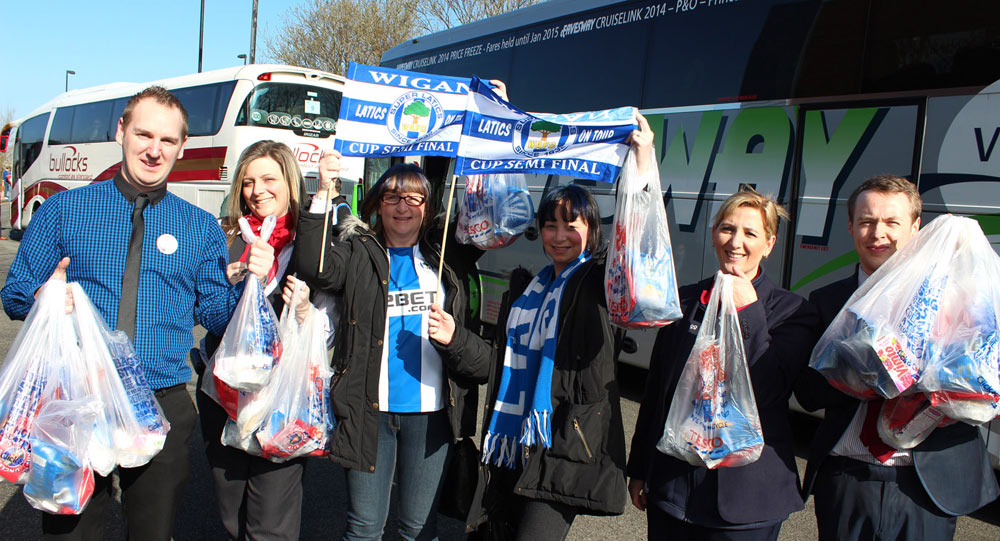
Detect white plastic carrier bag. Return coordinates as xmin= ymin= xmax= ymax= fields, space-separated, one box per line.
xmin=224 ymin=280 xmax=334 ymax=462
xmin=70 ymin=282 xmax=170 ymax=473
xmin=255 ymin=302 xmax=334 ymax=461
xmin=212 ymin=215 xmax=283 ymax=392
xmin=657 ymin=272 xmax=764 ymax=469
xmin=23 ymin=399 xmax=101 ymax=515
xmin=810 ymin=215 xmax=1000 ymax=425
xmin=0 ymin=279 xmax=170 ymax=496
xmin=0 ymin=281 xmax=70 ymax=484
xmin=456 ymin=174 xmax=534 ymax=249
xmin=605 ymin=147 xmax=681 ymax=328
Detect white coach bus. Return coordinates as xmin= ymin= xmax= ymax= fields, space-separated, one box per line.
xmin=381 ymin=0 xmax=1000 ymax=465
xmin=1 ymin=64 xmax=374 ymax=233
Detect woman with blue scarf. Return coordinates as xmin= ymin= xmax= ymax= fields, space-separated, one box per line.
xmin=466 ymin=178 xmax=632 ymax=539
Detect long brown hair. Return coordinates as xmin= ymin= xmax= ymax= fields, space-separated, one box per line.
xmin=221 ymin=140 xmax=302 ymax=244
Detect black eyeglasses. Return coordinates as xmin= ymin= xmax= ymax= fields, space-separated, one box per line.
xmin=382 ymin=193 xmax=426 ymax=207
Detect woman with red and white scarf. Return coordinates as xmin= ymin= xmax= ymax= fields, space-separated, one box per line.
xmin=194 ymin=140 xmax=331 ymax=540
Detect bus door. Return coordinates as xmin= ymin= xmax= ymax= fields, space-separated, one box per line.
xmin=784 ymin=99 xmax=924 ymax=298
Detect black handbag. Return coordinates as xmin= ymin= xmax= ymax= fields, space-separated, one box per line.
xmin=438 ymin=437 xmax=479 ymax=520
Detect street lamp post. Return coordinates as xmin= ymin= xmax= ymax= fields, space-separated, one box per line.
xmin=198 ymin=0 xmax=205 ymax=72
xmin=238 ymin=54 xmax=247 ymax=65
xmin=249 ymin=0 xmax=258 ymax=64
xmin=65 ymin=70 xmax=75 ymax=92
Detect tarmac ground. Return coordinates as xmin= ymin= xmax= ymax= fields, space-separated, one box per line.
xmin=0 ymin=201 xmax=997 ymax=539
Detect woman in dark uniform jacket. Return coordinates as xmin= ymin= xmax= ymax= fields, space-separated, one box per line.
xmin=627 ymin=181 xmax=819 ymax=540
xmin=195 ymin=140 xmax=320 ymax=541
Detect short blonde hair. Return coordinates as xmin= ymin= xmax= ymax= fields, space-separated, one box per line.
xmin=713 ymin=186 xmax=789 ymax=239
xmin=122 ymin=86 xmax=188 ymax=139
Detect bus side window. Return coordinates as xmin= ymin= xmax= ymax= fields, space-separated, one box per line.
xmin=48 ymin=108 xmax=73 ymax=146
xmin=71 ymin=100 xmax=113 ymax=143
xmin=18 ymin=113 xmax=50 ymax=174
xmin=173 ymin=82 xmax=237 ymax=137
xmin=108 ymin=98 xmax=129 ymax=141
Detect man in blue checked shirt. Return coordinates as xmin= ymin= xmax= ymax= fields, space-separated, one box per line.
xmin=1 ymin=86 xmax=274 ymax=541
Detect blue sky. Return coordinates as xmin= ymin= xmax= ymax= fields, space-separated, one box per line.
xmin=1 ymin=0 xmax=304 ymax=119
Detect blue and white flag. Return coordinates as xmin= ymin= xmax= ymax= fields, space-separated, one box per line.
xmin=334 ymin=63 xmax=469 ymax=157
xmin=456 ymin=76 xmax=637 ymax=183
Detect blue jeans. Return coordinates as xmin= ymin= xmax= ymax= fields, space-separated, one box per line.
xmin=344 ymin=410 xmax=452 ymax=541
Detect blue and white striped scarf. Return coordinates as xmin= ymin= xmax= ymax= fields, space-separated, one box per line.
xmin=482 ymin=253 xmax=589 ymax=467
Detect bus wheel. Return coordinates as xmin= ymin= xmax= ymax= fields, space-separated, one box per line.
xmin=9 ymin=228 xmax=22 ymax=241
xmin=23 ymin=202 xmax=40 ymax=227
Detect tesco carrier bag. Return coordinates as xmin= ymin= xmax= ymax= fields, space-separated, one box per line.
xmin=23 ymin=399 xmax=101 ymax=515
xmin=223 ymin=283 xmax=334 ymax=461
xmin=212 ymin=215 xmax=283 ymax=392
xmin=0 ymin=281 xmax=67 ymax=483
xmin=605 ymin=147 xmax=681 ymax=328
xmin=70 ymin=282 xmax=169 ymax=473
xmin=810 ymin=215 xmax=1000 ymax=419
xmin=456 ymin=174 xmax=534 ymax=249
xmin=657 ymin=272 xmax=764 ymax=469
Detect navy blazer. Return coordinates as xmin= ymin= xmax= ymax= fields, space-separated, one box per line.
xmin=796 ymin=270 xmax=1000 ymax=516
xmin=628 ymin=270 xmax=819 ymax=525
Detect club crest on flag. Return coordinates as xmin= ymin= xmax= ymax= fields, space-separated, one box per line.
xmin=387 ymin=92 xmax=446 ymax=143
xmin=513 ymin=118 xmax=576 ymax=157
xmin=456 ymin=76 xmax=637 ymax=183
xmin=334 ymin=63 xmax=469 ymax=158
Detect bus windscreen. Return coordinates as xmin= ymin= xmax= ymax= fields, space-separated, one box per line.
xmin=237 ymin=83 xmax=341 ymax=138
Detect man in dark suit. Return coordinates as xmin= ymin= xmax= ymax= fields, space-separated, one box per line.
xmin=797 ymin=175 xmax=999 ymax=540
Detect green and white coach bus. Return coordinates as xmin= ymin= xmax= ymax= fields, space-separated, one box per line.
xmin=381 ymin=0 xmax=1000 ymax=463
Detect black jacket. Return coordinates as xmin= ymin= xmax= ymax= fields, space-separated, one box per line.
xmin=467 ymin=254 xmax=628 ymax=529
xmin=293 ymin=211 xmax=491 ymax=472
xmin=628 ymin=270 xmax=819 ymax=526
xmin=796 ymin=270 xmax=1000 ymax=515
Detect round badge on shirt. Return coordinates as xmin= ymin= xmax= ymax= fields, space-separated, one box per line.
xmin=157 ymin=234 xmax=178 ymax=255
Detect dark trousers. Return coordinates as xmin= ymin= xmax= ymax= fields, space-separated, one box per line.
xmin=197 ymin=387 xmax=305 ymax=541
xmin=647 ymin=506 xmax=782 ymax=541
xmin=814 ymin=456 xmax=957 ymax=541
xmin=514 ymin=497 xmax=578 ymax=541
xmin=42 ymin=384 xmax=197 ymax=541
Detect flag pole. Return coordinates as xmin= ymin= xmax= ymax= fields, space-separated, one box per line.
xmin=318 ymin=188 xmax=333 ymax=274
xmin=436 ymin=174 xmax=459 ymax=296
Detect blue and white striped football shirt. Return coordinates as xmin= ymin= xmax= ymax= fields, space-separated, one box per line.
xmin=378 ymin=246 xmax=445 ymax=413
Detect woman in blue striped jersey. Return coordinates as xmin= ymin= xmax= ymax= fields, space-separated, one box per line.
xmin=294 ymin=155 xmax=492 ymax=540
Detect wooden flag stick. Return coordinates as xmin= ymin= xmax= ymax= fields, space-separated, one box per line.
xmin=436 ymin=174 xmax=459 ymax=296
xmin=318 ymin=188 xmax=333 ymax=274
